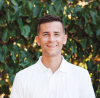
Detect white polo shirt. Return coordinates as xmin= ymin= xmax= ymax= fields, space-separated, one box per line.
xmin=10 ymin=56 xmax=96 ymax=98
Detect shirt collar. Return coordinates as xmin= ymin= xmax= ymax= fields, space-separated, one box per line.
xmin=37 ymin=56 xmax=69 ymax=73
xmin=37 ymin=56 xmax=47 ymax=72
xmin=58 ymin=57 xmax=69 ymax=73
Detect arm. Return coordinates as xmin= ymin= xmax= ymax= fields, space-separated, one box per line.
xmin=79 ymin=70 xmax=96 ymax=98
xmin=10 ymin=74 xmax=24 ymax=98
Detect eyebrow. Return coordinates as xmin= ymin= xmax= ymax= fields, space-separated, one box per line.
xmin=54 ymin=32 xmax=60 ymax=33
xmin=42 ymin=31 xmax=61 ymax=34
xmin=42 ymin=32 xmax=49 ymax=34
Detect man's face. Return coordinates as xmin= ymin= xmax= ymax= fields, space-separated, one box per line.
xmin=35 ymin=21 xmax=67 ymax=57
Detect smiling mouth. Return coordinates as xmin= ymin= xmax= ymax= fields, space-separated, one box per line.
xmin=47 ymin=45 xmax=57 ymax=48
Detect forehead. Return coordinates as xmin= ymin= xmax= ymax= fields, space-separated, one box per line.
xmin=39 ymin=21 xmax=64 ymax=32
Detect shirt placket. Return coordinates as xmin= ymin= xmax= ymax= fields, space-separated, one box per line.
xmin=46 ymin=69 xmax=56 ymax=98
xmin=48 ymin=75 xmax=56 ymax=90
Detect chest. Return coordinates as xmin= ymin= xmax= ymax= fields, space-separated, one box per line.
xmin=23 ymin=72 xmax=80 ymax=98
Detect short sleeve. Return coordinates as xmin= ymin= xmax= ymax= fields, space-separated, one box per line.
xmin=10 ymin=74 xmax=24 ymax=98
xmin=79 ymin=70 xmax=96 ymax=98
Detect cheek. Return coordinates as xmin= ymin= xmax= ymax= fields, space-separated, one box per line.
xmin=57 ymin=37 xmax=64 ymax=43
xmin=39 ymin=39 xmax=47 ymax=46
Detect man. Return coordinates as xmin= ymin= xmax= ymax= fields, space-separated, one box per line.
xmin=10 ymin=15 xmax=96 ymax=98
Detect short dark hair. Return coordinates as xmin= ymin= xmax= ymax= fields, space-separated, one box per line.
xmin=37 ymin=15 xmax=65 ymax=35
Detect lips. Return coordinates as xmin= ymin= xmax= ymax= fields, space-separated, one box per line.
xmin=46 ymin=45 xmax=57 ymax=48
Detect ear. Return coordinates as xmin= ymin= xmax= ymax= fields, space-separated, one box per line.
xmin=35 ymin=36 xmax=40 ymax=46
xmin=63 ymin=35 xmax=67 ymax=45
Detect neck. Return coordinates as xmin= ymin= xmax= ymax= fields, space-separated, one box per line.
xmin=42 ymin=54 xmax=62 ymax=73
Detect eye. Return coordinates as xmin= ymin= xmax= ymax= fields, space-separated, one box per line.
xmin=43 ymin=34 xmax=49 ymax=36
xmin=55 ymin=33 xmax=59 ymax=36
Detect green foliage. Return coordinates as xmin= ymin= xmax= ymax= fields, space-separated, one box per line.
xmin=0 ymin=0 xmax=100 ymax=97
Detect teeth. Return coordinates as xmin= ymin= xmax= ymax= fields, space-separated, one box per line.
xmin=47 ymin=45 xmax=56 ymax=47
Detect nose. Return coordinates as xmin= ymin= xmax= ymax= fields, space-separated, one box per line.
xmin=48 ymin=35 xmax=55 ymax=42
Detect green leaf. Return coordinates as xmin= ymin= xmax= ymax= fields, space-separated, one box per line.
xmin=11 ymin=0 xmax=18 ymax=6
xmin=9 ymin=68 xmax=14 ymax=77
xmin=70 ymin=46 xmax=74 ymax=54
xmin=52 ymin=0 xmax=56 ymax=3
xmin=92 ymin=63 xmax=97 ymax=72
xmin=19 ymin=58 xmax=33 ymax=68
xmin=60 ymin=2 xmax=66 ymax=12
xmin=0 ymin=17 xmax=5 ymax=26
xmin=85 ymin=23 xmax=93 ymax=36
xmin=11 ymin=51 xmax=16 ymax=61
xmin=75 ymin=18 xmax=84 ymax=27
xmin=9 ymin=75 xmax=15 ymax=85
xmin=2 ymin=45 xmax=8 ymax=54
xmin=13 ymin=5 xmax=19 ymax=13
xmin=20 ymin=51 xmax=27 ymax=61
xmin=90 ymin=11 xmax=96 ymax=25
xmin=74 ymin=5 xmax=81 ymax=13
xmin=19 ymin=60 xmax=29 ymax=68
xmin=86 ymin=61 xmax=92 ymax=70
xmin=49 ymin=5 xmax=56 ymax=15
xmin=1 ymin=28 xmax=8 ymax=42
xmin=97 ymin=64 xmax=100 ymax=71
xmin=33 ymin=6 xmax=39 ymax=17
xmin=96 ymin=28 xmax=100 ymax=36
xmin=28 ymin=1 xmax=34 ymax=11
xmin=38 ymin=7 xmax=43 ymax=18
xmin=0 ymin=51 xmax=5 ymax=63
xmin=82 ymin=13 xmax=90 ymax=26
xmin=80 ymin=39 xmax=87 ymax=49
xmin=17 ymin=17 xmax=23 ymax=28
xmin=13 ymin=44 xmax=20 ymax=54
xmin=0 ymin=80 xmax=6 ymax=86
xmin=69 ymin=27 xmax=77 ymax=33
xmin=1 ymin=85 xmax=10 ymax=95
xmin=0 ymin=0 xmax=4 ymax=10
xmin=4 ymin=64 xmax=10 ymax=73
xmin=12 ymin=7 xmax=19 ymax=20
xmin=88 ymin=39 xmax=92 ymax=45
xmin=0 ymin=46 xmax=3 ymax=51
xmin=21 ymin=25 xmax=30 ymax=38
xmin=36 ymin=51 xmax=40 ymax=59
xmin=85 ymin=0 xmax=89 ymax=2
xmin=1 ymin=28 xmax=15 ymax=42
xmin=7 ymin=9 xmax=12 ymax=22
xmin=0 ymin=64 xmax=4 ymax=71
xmin=66 ymin=40 xmax=70 ymax=48
xmin=67 ymin=0 xmax=73 ymax=2
xmin=54 ymin=0 xmax=62 ymax=12
xmin=77 ymin=50 xmax=83 ymax=58
xmin=9 ymin=68 xmax=15 ymax=84
xmin=66 ymin=54 xmax=71 ymax=62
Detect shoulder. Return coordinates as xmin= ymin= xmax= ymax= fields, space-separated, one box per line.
xmin=16 ymin=61 xmax=38 ymax=79
xmin=64 ymin=60 xmax=90 ymax=84
xmin=64 ymin=59 xmax=88 ymax=75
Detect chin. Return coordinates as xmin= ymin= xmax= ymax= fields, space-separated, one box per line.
xmin=45 ymin=52 xmax=60 ymax=57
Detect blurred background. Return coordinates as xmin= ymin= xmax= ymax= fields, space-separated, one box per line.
xmin=0 ymin=0 xmax=100 ymax=98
